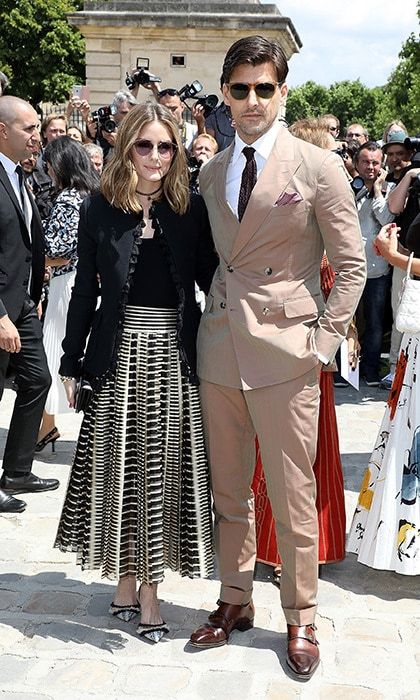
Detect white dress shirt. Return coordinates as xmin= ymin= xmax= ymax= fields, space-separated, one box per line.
xmin=226 ymin=120 xmax=281 ymax=217
xmin=0 ymin=151 xmax=32 ymax=236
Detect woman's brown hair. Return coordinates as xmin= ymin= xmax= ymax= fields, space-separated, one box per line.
xmin=101 ymin=102 xmax=190 ymax=215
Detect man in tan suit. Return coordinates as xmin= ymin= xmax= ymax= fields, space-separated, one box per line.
xmin=189 ymin=36 xmax=366 ymax=679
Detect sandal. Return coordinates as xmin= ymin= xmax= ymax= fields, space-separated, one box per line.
xmin=108 ymin=601 xmax=140 ymax=622
xmin=136 ymin=621 xmax=169 ymax=643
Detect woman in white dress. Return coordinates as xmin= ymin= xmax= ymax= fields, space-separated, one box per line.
xmin=36 ymin=137 xmax=99 ymax=451
xmin=347 ymin=219 xmax=420 ymax=575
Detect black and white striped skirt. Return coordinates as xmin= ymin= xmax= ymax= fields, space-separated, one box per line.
xmin=55 ymin=306 xmax=214 ymax=582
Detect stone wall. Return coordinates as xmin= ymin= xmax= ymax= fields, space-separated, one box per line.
xmin=68 ymin=1 xmax=301 ymax=109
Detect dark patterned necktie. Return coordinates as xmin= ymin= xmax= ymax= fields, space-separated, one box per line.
xmin=237 ymin=146 xmax=257 ymax=222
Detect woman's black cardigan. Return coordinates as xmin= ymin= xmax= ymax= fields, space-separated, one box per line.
xmin=59 ymin=192 xmax=218 ymax=385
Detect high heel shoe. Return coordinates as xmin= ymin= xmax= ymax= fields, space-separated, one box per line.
xmin=136 ymin=621 xmax=169 ymax=643
xmin=35 ymin=427 xmax=60 ymax=453
xmin=108 ymin=601 xmax=141 ymax=622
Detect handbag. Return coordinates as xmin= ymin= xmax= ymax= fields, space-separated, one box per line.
xmin=74 ymin=378 xmax=93 ymax=413
xmin=395 ymin=253 xmax=420 ymax=334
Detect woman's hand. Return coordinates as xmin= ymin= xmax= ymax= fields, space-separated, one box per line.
xmin=63 ymin=379 xmax=77 ymax=408
xmin=373 ymin=223 xmax=400 ymax=260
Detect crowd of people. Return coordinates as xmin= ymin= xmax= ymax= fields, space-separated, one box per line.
xmin=0 ymin=34 xmax=419 ymax=681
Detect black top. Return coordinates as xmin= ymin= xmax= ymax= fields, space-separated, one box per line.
xmin=127 ymin=236 xmax=178 ymax=308
xmin=60 ymin=192 xmax=218 ymax=383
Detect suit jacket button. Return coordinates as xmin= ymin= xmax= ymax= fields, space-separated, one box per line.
xmin=220 ymin=301 xmax=226 ymax=309
xmin=227 ymin=265 xmax=233 ymax=273
xmin=264 ymin=267 xmax=272 ymax=275
xmin=262 ymin=307 xmax=269 ymax=315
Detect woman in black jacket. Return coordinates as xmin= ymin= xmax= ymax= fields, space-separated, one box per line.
xmin=55 ymin=103 xmax=218 ymax=642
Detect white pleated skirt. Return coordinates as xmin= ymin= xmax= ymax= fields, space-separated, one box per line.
xmin=43 ymin=271 xmax=76 ymax=415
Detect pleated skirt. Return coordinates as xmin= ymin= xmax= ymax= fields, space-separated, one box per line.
xmin=55 ymin=306 xmax=214 ymax=582
xmin=43 ymin=271 xmax=76 ymax=415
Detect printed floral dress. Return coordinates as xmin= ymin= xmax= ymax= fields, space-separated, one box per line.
xmin=347 ymin=334 xmax=420 ymax=575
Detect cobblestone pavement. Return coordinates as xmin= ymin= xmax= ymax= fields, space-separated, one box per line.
xmin=0 ymin=384 xmax=419 ymax=699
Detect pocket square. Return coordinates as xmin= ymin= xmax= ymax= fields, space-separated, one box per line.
xmin=274 ymin=191 xmax=303 ymax=206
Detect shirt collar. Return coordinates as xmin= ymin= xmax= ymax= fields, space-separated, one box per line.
xmin=231 ymin=119 xmax=281 ymax=167
xmin=0 ymin=151 xmax=19 ymax=179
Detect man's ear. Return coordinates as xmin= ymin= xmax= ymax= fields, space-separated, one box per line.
xmin=279 ymin=82 xmax=288 ymax=107
xmin=0 ymin=121 xmax=7 ymax=139
xmin=222 ymin=83 xmax=230 ymax=108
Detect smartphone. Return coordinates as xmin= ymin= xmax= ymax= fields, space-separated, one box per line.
xmin=71 ymin=85 xmax=90 ymax=102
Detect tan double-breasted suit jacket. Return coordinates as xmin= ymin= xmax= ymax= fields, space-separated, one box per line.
xmin=197 ymin=126 xmax=366 ymax=389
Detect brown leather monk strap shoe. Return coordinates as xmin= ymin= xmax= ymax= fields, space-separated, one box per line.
xmin=189 ymin=599 xmax=254 ymax=648
xmin=286 ymin=623 xmax=320 ymax=680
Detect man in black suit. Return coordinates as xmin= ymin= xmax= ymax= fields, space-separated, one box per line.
xmin=0 ymin=95 xmax=59 ymax=513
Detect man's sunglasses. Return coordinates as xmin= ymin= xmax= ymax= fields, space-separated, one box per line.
xmin=133 ymin=139 xmax=176 ymax=158
xmin=227 ymin=82 xmax=281 ymax=100
xmin=158 ymin=88 xmax=179 ymax=97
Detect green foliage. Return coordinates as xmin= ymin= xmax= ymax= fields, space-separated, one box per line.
xmin=286 ymin=18 xmax=420 ymax=138
xmin=0 ymin=0 xmax=85 ymax=105
xmin=384 ymin=32 xmax=420 ymax=134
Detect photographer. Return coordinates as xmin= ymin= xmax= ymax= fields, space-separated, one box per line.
xmin=188 ymin=133 xmax=219 ymax=194
xmin=85 ymin=90 xmax=137 ymax=161
xmin=381 ymin=138 xmax=420 ymax=388
xmin=352 ymin=141 xmax=395 ymax=386
xmin=157 ymin=89 xmax=203 ymax=149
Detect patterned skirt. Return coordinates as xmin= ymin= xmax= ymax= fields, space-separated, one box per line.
xmin=55 ymin=306 xmax=214 ymax=582
xmin=347 ymin=334 xmax=420 ymax=575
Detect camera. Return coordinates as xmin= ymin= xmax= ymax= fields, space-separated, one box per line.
xmin=178 ymin=81 xmax=219 ymax=118
xmin=351 ymin=176 xmax=366 ymax=194
xmin=91 ymin=105 xmax=117 ymax=134
xmin=125 ymin=57 xmax=161 ymax=90
xmin=333 ymin=144 xmax=348 ymax=161
xmin=405 ymin=137 xmax=420 ymax=153
xmin=409 ymin=173 xmax=420 ymax=195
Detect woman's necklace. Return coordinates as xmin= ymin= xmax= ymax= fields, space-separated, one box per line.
xmin=136 ymin=184 xmax=162 ymax=201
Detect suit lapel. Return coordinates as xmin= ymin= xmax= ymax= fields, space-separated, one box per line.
xmin=230 ymin=127 xmax=303 ymax=261
xmin=213 ymin=142 xmax=237 ymax=222
xmin=0 ymin=162 xmax=32 ymax=247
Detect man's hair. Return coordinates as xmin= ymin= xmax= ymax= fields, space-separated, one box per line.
xmin=0 ymin=95 xmax=34 ymax=125
xmin=320 ymin=113 xmax=340 ymax=129
xmin=191 ymin=132 xmax=218 ymax=153
xmin=346 ymin=123 xmax=369 ymax=138
xmin=44 ymin=135 xmax=99 ymax=194
xmin=101 ymin=102 xmax=190 ymax=215
xmin=221 ymin=35 xmax=289 ymax=86
xmin=354 ymin=140 xmax=381 ymax=162
xmin=112 ymin=90 xmax=137 ymax=109
xmin=83 ymin=142 xmax=103 ymax=159
xmin=289 ymin=118 xmax=334 ymax=150
xmin=40 ymin=113 xmax=67 ymax=144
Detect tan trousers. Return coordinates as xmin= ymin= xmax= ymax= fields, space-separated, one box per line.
xmin=200 ymin=368 xmax=320 ymax=626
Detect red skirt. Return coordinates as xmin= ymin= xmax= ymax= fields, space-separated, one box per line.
xmin=252 ymin=371 xmax=346 ymax=565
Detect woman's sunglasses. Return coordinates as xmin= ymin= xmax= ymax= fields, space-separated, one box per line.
xmin=227 ymin=82 xmax=281 ymax=100
xmin=133 ymin=139 xmax=176 ymax=158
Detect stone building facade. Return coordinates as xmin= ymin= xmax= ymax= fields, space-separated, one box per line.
xmin=68 ymin=1 xmax=301 ymax=109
